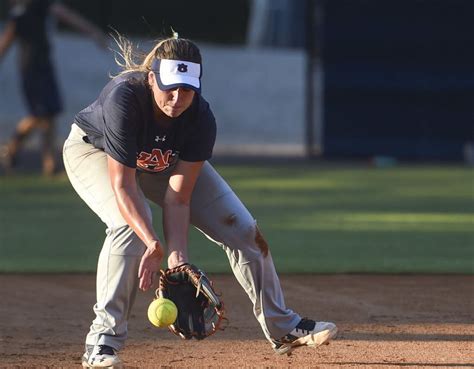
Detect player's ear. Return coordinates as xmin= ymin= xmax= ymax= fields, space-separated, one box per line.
xmin=148 ymin=71 xmax=155 ymax=87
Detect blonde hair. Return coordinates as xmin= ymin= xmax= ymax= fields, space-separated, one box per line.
xmin=112 ymin=32 xmax=202 ymax=77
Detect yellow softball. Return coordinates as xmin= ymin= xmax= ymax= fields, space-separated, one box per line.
xmin=147 ymin=297 xmax=178 ymax=327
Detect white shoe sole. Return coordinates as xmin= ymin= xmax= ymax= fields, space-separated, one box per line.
xmin=274 ymin=325 xmax=338 ymax=355
xmin=82 ymin=360 xmax=123 ymax=369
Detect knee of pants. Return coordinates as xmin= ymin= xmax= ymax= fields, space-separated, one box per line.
xmin=106 ymin=225 xmax=147 ymax=257
xmin=224 ymin=217 xmax=270 ymax=265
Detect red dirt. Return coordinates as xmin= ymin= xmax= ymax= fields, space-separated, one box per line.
xmin=0 ymin=274 xmax=473 ymax=368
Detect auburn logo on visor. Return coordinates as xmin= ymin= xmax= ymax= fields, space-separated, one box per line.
xmin=177 ymin=63 xmax=188 ymax=73
xmin=137 ymin=149 xmax=173 ymax=172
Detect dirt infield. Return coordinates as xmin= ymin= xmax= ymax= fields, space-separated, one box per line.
xmin=0 ymin=274 xmax=472 ymax=368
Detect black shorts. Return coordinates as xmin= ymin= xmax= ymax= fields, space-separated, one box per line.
xmin=21 ymin=61 xmax=63 ymax=117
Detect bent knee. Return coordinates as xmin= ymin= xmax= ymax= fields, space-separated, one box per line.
xmin=223 ymin=215 xmax=269 ymax=263
xmin=240 ymin=221 xmax=269 ymax=258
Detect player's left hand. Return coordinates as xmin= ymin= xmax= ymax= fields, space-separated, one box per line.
xmin=138 ymin=242 xmax=164 ymax=291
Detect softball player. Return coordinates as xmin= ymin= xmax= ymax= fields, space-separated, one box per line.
xmin=0 ymin=0 xmax=106 ymax=175
xmin=62 ymin=34 xmax=337 ymax=368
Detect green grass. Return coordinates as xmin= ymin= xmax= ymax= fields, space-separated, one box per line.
xmin=0 ymin=163 xmax=473 ymax=273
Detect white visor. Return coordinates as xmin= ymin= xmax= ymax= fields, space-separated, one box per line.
xmin=152 ymin=59 xmax=201 ymax=93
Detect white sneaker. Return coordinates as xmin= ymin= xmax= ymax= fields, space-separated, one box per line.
xmin=273 ymin=318 xmax=338 ymax=355
xmin=81 ymin=345 xmax=93 ymax=368
xmin=82 ymin=344 xmax=123 ymax=368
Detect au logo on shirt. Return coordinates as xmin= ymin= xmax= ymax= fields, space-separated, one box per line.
xmin=137 ymin=149 xmax=173 ymax=172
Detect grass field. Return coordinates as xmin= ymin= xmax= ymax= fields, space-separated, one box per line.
xmin=0 ymin=162 xmax=473 ymax=273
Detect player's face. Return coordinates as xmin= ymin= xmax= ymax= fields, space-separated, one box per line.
xmin=148 ymin=72 xmax=195 ymax=118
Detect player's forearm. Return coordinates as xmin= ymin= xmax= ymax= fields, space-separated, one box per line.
xmin=108 ymin=156 xmax=161 ymax=251
xmin=113 ymin=186 xmax=161 ymax=251
xmin=163 ymin=201 xmax=190 ymax=268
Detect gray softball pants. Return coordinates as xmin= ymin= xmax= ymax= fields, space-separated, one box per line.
xmin=63 ymin=123 xmax=300 ymax=350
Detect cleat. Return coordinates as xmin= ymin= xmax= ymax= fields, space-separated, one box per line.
xmin=273 ymin=318 xmax=337 ymax=355
xmin=81 ymin=345 xmax=93 ymax=368
xmin=82 ymin=344 xmax=122 ymax=368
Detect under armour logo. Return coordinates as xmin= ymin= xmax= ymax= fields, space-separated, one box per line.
xmin=177 ymin=63 xmax=188 ymax=73
xmin=155 ymin=135 xmax=166 ymax=142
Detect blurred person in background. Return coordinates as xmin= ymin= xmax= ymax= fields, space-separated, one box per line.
xmin=0 ymin=0 xmax=107 ymax=176
xmin=63 ymin=33 xmax=337 ymax=368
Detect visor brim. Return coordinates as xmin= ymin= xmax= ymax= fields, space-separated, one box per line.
xmin=156 ymin=74 xmax=201 ymax=94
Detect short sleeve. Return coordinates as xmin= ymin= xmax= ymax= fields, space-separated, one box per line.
xmin=102 ymin=83 xmax=141 ymax=168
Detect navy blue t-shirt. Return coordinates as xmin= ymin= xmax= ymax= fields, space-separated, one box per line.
xmin=74 ymin=72 xmax=216 ymax=174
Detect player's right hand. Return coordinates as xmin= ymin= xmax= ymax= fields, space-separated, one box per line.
xmin=138 ymin=241 xmax=164 ymax=291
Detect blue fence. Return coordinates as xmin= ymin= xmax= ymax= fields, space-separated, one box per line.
xmin=323 ymin=0 xmax=473 ymax=160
